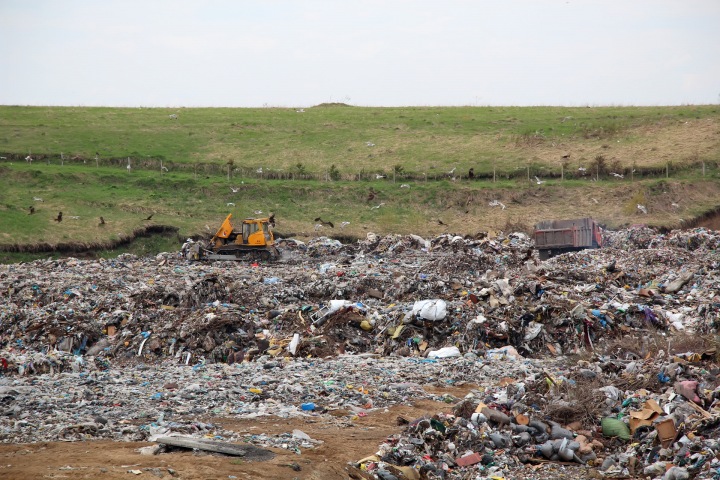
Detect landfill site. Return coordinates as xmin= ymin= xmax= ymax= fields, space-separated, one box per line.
xmin=1 ymin=224 xmax=720 ymax=480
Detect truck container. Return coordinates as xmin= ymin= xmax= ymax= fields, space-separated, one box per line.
xmin=534 ymin=217 xmax=603 ymax=260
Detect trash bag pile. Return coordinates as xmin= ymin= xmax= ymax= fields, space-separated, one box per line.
xmin=1 ymin=225 xmax=719 ymax=478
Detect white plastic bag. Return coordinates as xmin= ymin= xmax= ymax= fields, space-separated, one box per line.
xmin=412 ymin=299 xmax=447 ymax=321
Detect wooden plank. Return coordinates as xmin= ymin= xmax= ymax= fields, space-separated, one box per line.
xmin=155 ymin=436 xmax=248 ymax=456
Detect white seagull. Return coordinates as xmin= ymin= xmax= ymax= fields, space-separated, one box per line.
xmin=637 ymin=204 xmax=647 ymax=214
xmin=534 ymin=176 xmax=545 ymax=185
xmin=230 ymin=187 xmax=240 ymax=193
xmin=339 ymin=221 xmax=350 ymax=229
xmin=489 ymin=200 xmax=506 ymax=210
xmin=33 ymin=197 xmax=44 ymax=202
xmin=400 ymin=184 xmax=410 ymax=188
xmin=448 ymin=167 xmax=456 ymax=175
xmin=256 ymin=167 xmax=263 ymax=174
xmin=370 ymin=203 xmax=386 ymax=210
xmin=254 ymin=210 xmax=263 ymax=215
xmin=366 ymin=141 xmax=375 ymax=147
xmin=610 ymin=172 xmax=624 ymax=178
xmin=226 ymin=202 xmax=236 ymax=207
xmin=375 ymin=174 xmax=386 ymax=179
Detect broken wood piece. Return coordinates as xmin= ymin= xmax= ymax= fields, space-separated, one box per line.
xmin=155 ymin=436 xmax=249 ymax=456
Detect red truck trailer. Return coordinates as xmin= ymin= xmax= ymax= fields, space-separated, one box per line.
xmin=534 ymin=217 xmax=603 ymax=260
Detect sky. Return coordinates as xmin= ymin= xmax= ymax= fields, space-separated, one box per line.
xmin=1 ymin=0 xmax=719 ymax=108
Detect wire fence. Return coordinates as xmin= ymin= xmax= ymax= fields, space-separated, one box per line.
xmin=1 ymin=152 xmax=718 ymax=183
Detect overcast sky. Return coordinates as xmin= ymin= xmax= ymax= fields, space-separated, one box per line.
xmin=1 ymin=0 xmax=718 ymax=107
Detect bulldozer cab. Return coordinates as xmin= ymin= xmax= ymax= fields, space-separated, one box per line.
xmin=241 ymin=218 xmax=272 ymax=246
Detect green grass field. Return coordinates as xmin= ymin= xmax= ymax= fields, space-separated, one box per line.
xmin=1 ymin=104 xmax=719 ymax=261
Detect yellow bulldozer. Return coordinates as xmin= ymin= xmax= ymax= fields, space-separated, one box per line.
xmin=200 ymin=213 xmax=280 ymax=261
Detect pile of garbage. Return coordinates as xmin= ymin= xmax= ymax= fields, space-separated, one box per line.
xmin=1 ymin=226 xmax=720 ymax=478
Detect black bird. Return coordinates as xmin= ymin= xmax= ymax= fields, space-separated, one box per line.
xmin=144 ymin=214 xmax=153 ymax=221
xmin=99 ymin=216 xmax=106 ymax=226
xmin=437 ymin=219 xmax=447 ymax=226
xmin=54 ymin=211 xmax=63 ymax=222
xmin=366 ymin=189 xmax=377 ymax=202
xmin=606 ymin=259 xmax=617 ymax=273
xmin=268 ymin=212 xmax=276 ymax=228
xmin=314 ymin=217 xmax=334 ymax=228
xmin=28 ymin=206 xmax=35 ymax=215
xmin=468 ymin=168 xmax=475 ymax=179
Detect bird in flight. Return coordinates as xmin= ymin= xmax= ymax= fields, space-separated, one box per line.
xmin=375 ymin=174 xmax=386 ymax=179
xmin=370 ymin=203 xmax=385 ymax=210
xmin=339 ymin=221 xmax=350 ymax=229
xmin=610 ymin=172 xmax=624 ymax=178
xmin=489 ymin=200 xmax=506 ymax=210
xmin=534 ymin=176 xmax=545 ymax=185
xmin=227 ymin=202 xmax=236 ymax=207
xmin=637 ymin=204 xmax=648 ymax=214
xmin=144 ymin=214 xmax=154 ymax=221
xmin=314 ymin=217 xmax=334 ymax=228
xmin=400 ymin=184 xmax=410 ymax=188
xmin=230 ymin=187 xmax=240 ymax=193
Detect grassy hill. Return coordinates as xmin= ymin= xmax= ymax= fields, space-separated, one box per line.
xmin=1 ymin=104 xmax=719 ymax=260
